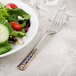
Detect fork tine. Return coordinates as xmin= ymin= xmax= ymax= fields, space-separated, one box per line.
xmin=51 ymin=12 xmax=65 ymax=31
xmin=48 ymin=11 xmax=66 ymax=33
xmin=51 ymin=11 xmax=63 ymax=27
xmin=56 ymin=12 xmax=64 ymax=28
xmin=56 ymin=12 xmax=65 ymax=31
xmin=50 ymin=14 xmax=60 ymax=31
xmin=54 ymin=12 xmax=64 ymax=26
xmin=51 ymin=12 xmax=60 ymax=26
xmin=50 ymin=12 xmax=63 ymax=30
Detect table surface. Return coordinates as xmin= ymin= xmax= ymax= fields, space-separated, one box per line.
xmin=0 ymin=0 xmax=76 ymax=76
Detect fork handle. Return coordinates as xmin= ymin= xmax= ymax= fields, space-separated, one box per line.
xmin=17 ymin=31 xmax=49 ymax=71
xmin=17 ymin=48 xmax=37 ymax=71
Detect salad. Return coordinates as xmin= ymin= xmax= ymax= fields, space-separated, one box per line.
xmin=0 ymin=3 xmax=31 ymax=55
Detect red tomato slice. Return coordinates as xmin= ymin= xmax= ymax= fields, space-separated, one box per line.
xmin=5 ymin=3 xmax=18 ymax=8
xmin=9 ymin=22 xmax=21 ymax=31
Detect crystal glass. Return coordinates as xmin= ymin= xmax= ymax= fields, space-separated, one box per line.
xmin=37 ymin=0 xmax=68 ymax=13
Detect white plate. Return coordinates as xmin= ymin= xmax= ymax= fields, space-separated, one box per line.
xmin=0 ymin=0 xmax=39 ymax=58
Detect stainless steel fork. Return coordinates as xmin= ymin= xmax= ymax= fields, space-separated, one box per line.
xmin=17 ymin=11 xmax=66 ymax=71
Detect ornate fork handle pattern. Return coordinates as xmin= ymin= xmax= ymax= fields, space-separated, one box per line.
xmin=17 ymin=48 xmax=37 ymax=71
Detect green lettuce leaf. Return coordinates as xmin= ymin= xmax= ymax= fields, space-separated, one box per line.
xmin=21 ymin=22 xmax=26 ymax=28
xmin=10 ymin=29 xmax=26 ymax=37
xmin=0 ymin=8 xmax=9 ymax=17
xmin=0 ymin=41 xmax=8 ymax=46
xmin=0 ymin=2 xmax=4 ymax=9
xmin=7 ymin=8 xmax=30 ymax=22
xmin=0 ymin=43 xmax=12 ymax=55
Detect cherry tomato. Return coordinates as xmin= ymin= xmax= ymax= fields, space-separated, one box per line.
xmin=5 ymin=3 xmax=18 ymax=8
xmin=9 ymin=22 xmax=21 ymax=31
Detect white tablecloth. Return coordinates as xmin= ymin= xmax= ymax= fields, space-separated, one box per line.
xmin=0 ymin=0 xmax=76 ymax=76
